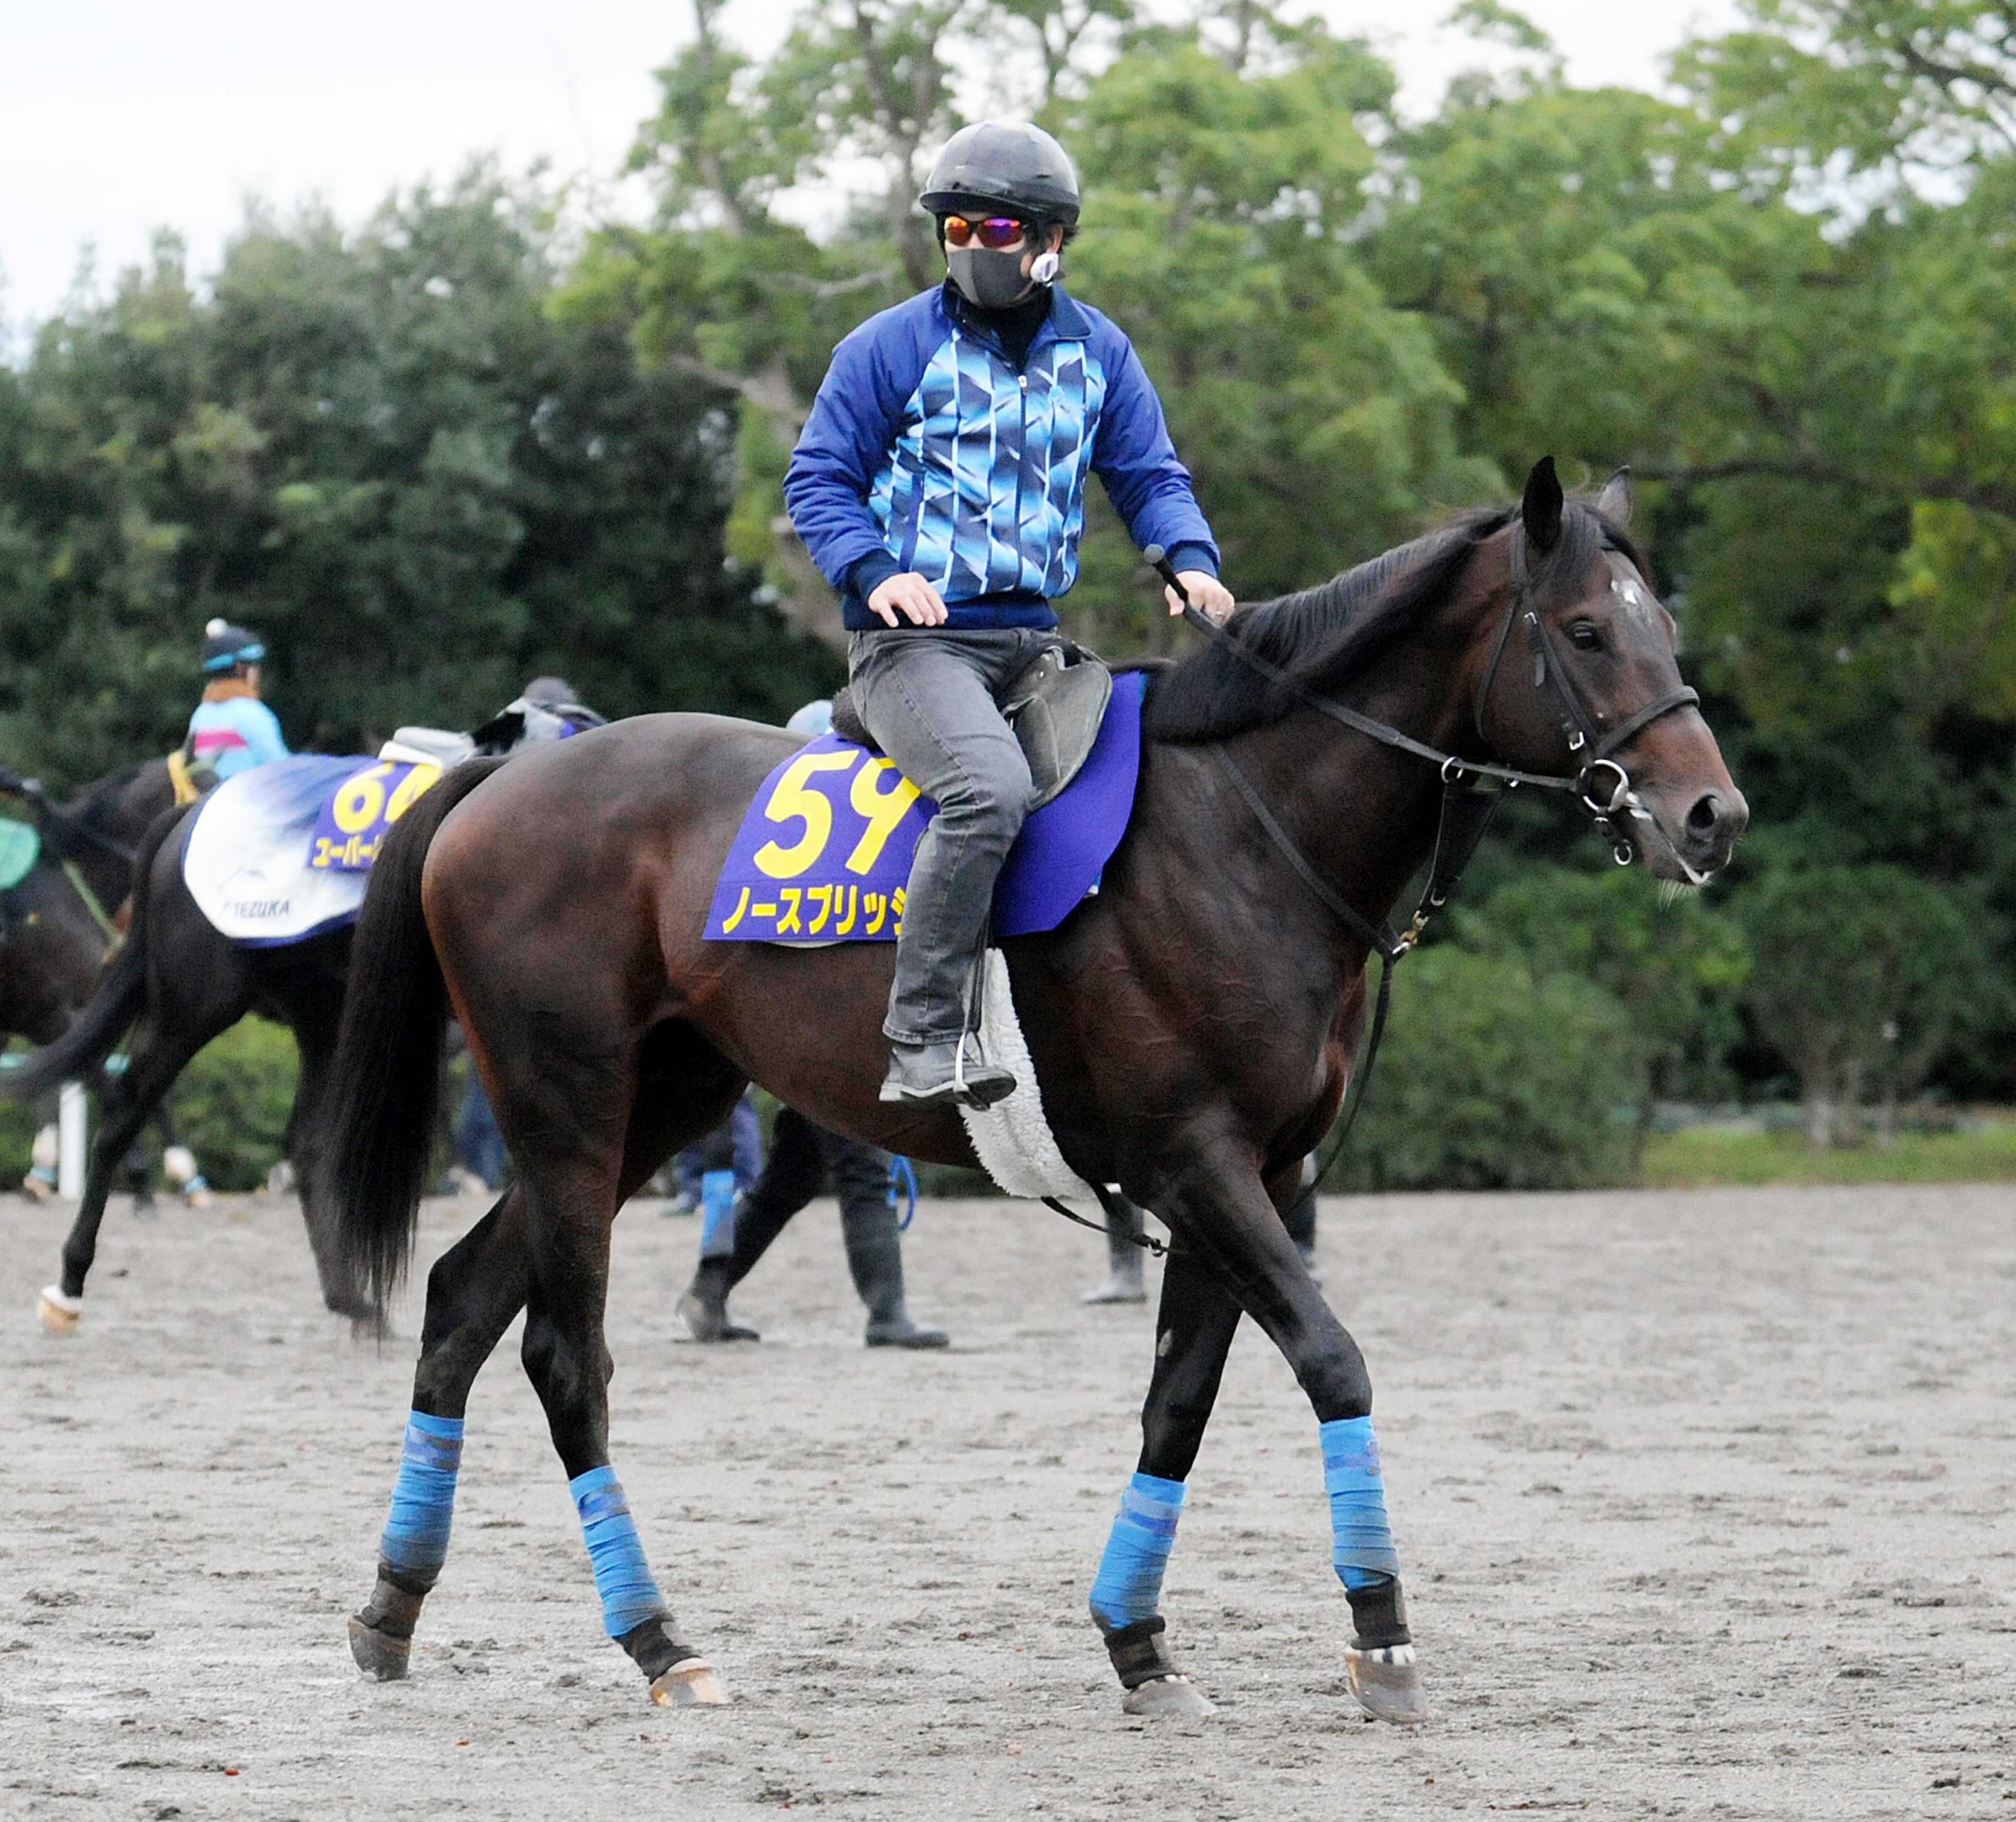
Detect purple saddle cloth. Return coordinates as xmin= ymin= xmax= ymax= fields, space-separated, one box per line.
xmin=704 ymin=671 xmax=1145 ymax=944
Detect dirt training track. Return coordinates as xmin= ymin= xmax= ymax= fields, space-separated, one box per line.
xmin=3 ymin=1182 xmax=2012 ymax=1820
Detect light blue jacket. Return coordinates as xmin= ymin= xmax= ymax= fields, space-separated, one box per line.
xmin=187 ymin=695 xmax=289 ymax=781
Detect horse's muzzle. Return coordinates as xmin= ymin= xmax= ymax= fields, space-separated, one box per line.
xmin=1680 ymin=784 xmax=1747 ymax=875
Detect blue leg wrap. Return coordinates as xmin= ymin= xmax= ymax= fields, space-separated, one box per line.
xmin=698 ymin=1170 xmax=738 ymax=1260
xmin=1321 ymin=1416 xmax=1400 ymax=1590
xmin=1089 ymin=1471 xmax=1186 ymax=1630
xmin=378 ymin=1410 xmax=464 ymax=1585
xmin=571 ymin=1466 xmax=669 ymax=1641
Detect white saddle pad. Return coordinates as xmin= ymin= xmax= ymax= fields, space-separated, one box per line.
xmin=958 ymin=950 xmax=1099 ymax=1201
xmin=181 ymin=756 xmax=378 ymax=946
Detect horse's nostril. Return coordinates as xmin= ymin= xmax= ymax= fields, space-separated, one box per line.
xmin=1687 ymin=793 xmax=1722 ymax=833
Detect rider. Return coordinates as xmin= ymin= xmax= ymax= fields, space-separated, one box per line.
xmin=784 ymin=121 xmax=1234 ymax=1109
xmin=184 ymin=618 xmax=288 ymax=787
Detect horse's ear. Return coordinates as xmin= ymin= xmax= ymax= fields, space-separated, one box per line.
xmin=1596 ymin=465 xmax=1632 ymax=528
xmin=1521 ymin=457 xmax=1563 ymax=552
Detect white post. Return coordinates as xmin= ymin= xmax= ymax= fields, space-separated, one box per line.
xmin=57 ymin=1080 xmax=87 ymax=1201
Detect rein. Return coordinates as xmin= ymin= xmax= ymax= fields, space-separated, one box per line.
xmin=1148 ymin=534 xmax=1698 ymax=1193
xmin=1036 ymin=531 xmax=1700 ymax=1259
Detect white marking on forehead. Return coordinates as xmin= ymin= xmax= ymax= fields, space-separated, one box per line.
xmin=1603 ymin=554 xmax=1660 ymax=627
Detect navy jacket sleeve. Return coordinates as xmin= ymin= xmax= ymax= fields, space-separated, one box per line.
xmin=783 ymin=300 xmax=935 ymax=593
xmin=1087 ymin=324 xmax=1218 ymax=576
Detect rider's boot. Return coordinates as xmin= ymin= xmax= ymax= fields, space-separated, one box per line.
xmin=878 ymin=1034 xmax=1015 ymax=1110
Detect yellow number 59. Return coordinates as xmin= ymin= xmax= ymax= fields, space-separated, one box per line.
xmin=754 ymin=750 xmax=857 ymax=879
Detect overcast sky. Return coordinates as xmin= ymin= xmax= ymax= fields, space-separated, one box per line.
xmin=2 ymin=0 xmax=1740 ymax=336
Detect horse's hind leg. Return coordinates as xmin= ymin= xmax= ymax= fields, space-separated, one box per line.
xmin=506 ymin=1027 xmax=736 ymax=1706
xmin=1087 ymin=1245 xmax=1241 ymax=1718
xmin=42 ymin=1004 xmax=241 ymax=1330
xmin=350 ymin=1189 xmax=531 ymax=1680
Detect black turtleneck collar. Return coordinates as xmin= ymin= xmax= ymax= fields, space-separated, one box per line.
xmin=945 ymin=279 xmax=1055 ymax=372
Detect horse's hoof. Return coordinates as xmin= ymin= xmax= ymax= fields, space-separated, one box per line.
xmin=1121 ymin=1674 xmax=1216 ymax=1718
xmin=348 ymin=1616 xmax=411 ymax=1681
xmin=1345 ymin=1645 xmax=1427 ymax=1723
xmin=650 ymin=1659 xmax=728 ymax=1706
xmin=37 ymin=1287 xmax=81 ymax=1334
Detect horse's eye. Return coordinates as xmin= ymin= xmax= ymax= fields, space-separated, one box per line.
xmin=1568 ymin=622 xmax=1603 ymax=652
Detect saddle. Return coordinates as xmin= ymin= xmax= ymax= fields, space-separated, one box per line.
xmin=831 ymin=642 xmax=1114 ymax=810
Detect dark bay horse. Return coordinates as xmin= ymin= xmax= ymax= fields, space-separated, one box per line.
xmin=323 ymin=463 xmax=1745 ymax=1719
xmin=4 ymin=797 xmax=366 ymax=1333
xmin=0 ymin=759 xmax=177 ymax=1045
xmin=7 ymin=704 xmax=607 ymax=1335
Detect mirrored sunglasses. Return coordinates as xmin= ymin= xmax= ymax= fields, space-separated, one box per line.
xmin=942 ymin=215 xmax=1027 ymax=250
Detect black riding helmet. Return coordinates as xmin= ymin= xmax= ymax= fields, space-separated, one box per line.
xmin=921 ymin=123 xmax=1081 ymax=312
xmin=200 ymin=617 xmax=265 ymax=675
xmin=919 ymin=121 xmax=1081 ymax=224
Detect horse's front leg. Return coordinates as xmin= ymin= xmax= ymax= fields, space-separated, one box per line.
xmin=1087 ymin=1243 xmax=1240 ymax=1717
xmin=1144 ymin=1140 xmax=1427 ymax=1723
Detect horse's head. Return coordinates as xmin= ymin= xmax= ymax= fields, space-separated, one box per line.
xmin=1474 ymin=458 xmax=1747 ymax=885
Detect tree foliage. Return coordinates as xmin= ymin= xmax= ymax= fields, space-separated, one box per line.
xmin=0 ymin=169 xmax=836 ymax=782
xmin=10 ymin=0 xmax=2016 ymax=1132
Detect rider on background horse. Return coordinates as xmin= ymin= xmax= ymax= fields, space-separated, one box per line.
xmin=183 ymin=618 xmax=288 ymax=790
xmin=784 ymin=120 xmax=1235 ymax=1111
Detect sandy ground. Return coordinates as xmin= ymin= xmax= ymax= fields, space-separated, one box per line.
xmin=1 ymin=1180 xmax=2013 ymax=1821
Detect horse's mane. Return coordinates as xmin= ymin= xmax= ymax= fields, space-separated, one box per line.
xmin=1143 ymin=500 xmax=1642 ymax=744
xmin=45 ymin=761 xmax=155 ymax=856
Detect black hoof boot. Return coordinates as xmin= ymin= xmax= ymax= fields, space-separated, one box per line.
xmin=350 ymin=1569 xmax=428 ymax=1681
xmin=1097 ymin=1613 xmax=1215 ymax=1717
xmin=620 ymin=1616 xmax=728 ymax=1706
xmin=1344 ymin=1578 xmax=1427 ymax=1723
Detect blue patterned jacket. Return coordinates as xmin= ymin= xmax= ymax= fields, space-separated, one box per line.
xmin=784 ymin=284 xmax=1219 ymax=632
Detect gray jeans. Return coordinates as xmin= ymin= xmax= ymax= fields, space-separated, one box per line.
xmin=847 ymin=625 xmax=1061 ymax=1045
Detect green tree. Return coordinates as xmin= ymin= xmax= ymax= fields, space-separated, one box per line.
xmin=1332 ymin=946 xmax=1644 ymax=1191
xmin=1734 ymin=861 xmax=1990 ymax=1145
xmin=0 ymin=171 xmax=835 ymax=787
xmin=1462 ymin=865 xmax=1751 ymax=1165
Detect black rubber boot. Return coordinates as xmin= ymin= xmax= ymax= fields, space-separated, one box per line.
xmin=1083 ymin=1193 xmax=1147 ymax=1303
xmin=843 ymin=1205 xmax=948 ymax=1348
xmin=676 ymin=1261 xmax=760 ymax=1342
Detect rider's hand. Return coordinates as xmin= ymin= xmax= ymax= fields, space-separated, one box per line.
xmin=869 ymin=572 xmax=950 ymax=627
xmin=1168 ymin=570 xmax=1235 ymax=625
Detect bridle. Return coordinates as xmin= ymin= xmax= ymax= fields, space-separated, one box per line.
xmin=1122 ymin=529 xmax=1703 ymax=1207
xmin=1044 ymin=530 xmax=1705 ymax=1251
xmin=1469 ymin=523 xmax=1700 ymax=865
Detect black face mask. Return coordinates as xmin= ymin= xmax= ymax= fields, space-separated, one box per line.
xmin=946 ymin=245 xmax=1034 ymax=310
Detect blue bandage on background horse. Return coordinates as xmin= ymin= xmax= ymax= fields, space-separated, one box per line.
xmin=1321 ymin=1416 xmax=1400 ymax=1588
xmin=378 ymin=1410 xmax=464 ymax=1584
xmin=571 ymin=1466 xmax=669 ymax=1639
xmin=1089 ymin=1471 xmax=1186 ymax=1629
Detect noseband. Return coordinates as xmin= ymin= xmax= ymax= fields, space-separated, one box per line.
xmin=1469 ymin=525 xmax=1699 ymax=863
xmin=1179 ymin=521 xmax=1699 ymax=867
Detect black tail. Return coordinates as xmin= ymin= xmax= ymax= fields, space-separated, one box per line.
xmin=0 ymin=806 xmax=187 ymax=1100
xmin=324 ymin=759 xmax=507 ymax=1319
